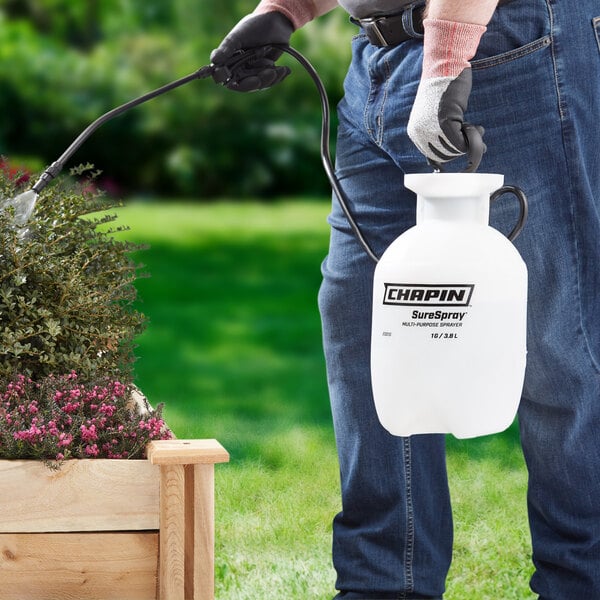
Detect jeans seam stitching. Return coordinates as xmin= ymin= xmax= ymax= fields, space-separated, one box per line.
xmin=377 ymin=56 xmax=392 ymax=147
xmin=364 ymin=54 xmax=377 ymax=143
xmin=546 ymin=2 xmax=600 ymax=375
xmin=402 ymin=437 xmax=415 ymax=596
xmin=547 ymin=3 xmax=567 ymax=129
xmin=593 ymin=16 xmax=600 ymax=54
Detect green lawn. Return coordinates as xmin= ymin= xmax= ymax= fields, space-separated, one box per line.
xmin=113 ymin=199 xmax=534 ymax=600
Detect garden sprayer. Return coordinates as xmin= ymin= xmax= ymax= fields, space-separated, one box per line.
xmin=0 ymin=45 xmax=529 ymax=439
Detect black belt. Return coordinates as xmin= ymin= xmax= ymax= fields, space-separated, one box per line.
xmin=351 ymin=0 xmax=515 ymax=48
xmin=350 ymin=3 xmax=425 ymax=47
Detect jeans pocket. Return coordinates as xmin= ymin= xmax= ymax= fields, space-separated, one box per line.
xmin=471 ymin=0 xmax=552 ymax=69
xmin=471 ymin=35 xmax=551 ymax=70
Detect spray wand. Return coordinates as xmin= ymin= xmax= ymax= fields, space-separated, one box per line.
xmin=30 ymin=65 xmax=215 ymax=197
xmin=1 ymin=63 xmax=215 ymax=228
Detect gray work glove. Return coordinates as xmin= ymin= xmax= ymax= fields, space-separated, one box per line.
xmin=407 ymin=68 xmax=480 ymax=163
xmin=407 ymin=18 xmax=487 ymax=170
xmin=211 ymin=12 xmax=294 ymax=92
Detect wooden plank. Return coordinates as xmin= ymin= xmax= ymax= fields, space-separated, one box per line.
xmin=147 ymin=440 xmax=229 ymax=466
xmin=159 ymin=464 xmax=186 ymax=600
xmin=0 ymin=532 xmax=158 ymax=600
xmin=185 ymin=464 xmax=215 ymax=600
xmin=0 ymin=460 xmax=160 ymax=533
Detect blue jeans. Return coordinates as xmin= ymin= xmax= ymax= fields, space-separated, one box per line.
xmin=318 ymin=0 xmax=600 ymax=598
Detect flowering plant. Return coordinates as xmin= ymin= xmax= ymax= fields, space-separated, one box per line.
xmin=0 ymin=372 xmax=172 ymax=465
xmin=0 ymin=166 xmax=171 ymax=466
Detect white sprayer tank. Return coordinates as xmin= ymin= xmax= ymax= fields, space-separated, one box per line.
xmin=371 ymin=173 xmax=528 ymax=438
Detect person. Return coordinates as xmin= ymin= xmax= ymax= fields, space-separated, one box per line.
xmin=212 ymin=1 xmax=600 ymax=598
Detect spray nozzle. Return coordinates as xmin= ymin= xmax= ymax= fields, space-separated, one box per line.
xmin=209 ymin=47 xmax=291 ymax=92
xmin=31 ymin=161 xmax=63 ymax=195
xmin=210 ymin=49 xmax=270 ymax=85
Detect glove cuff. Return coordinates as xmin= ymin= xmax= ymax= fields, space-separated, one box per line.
xmin=422 ymin=18 xmax=486 ymax=79
xmin=254 ymin=0 xmax=317 ymax=30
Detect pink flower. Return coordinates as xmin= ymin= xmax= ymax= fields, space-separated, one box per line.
xmin=57 ymin=433 xmax=73 ymax=447
xmin=99 ymin=403 xmax=117 ymax=417
xmin=85 ymin=444 xmax=99 ymax=457
xmin=69 ymin=389 xmax=81 ymax=400
xmin=80 ymin=424 xmax=98 ymax=442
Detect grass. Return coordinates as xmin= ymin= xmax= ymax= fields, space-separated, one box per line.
xmin=112 ymin=199 xmax=534 ymax=600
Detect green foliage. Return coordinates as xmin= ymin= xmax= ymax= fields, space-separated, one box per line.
xmin=0 ymin=166 xmax=147 ymax=382
xmin=0 ymin=1 xmax=354 ymax=197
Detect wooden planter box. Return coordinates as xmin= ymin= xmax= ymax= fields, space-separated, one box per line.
xmin=0 ymin=439 xmax=229 ymax=600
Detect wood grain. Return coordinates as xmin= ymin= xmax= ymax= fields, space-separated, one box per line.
xmin=159 ymin=464 xmax=186 ymax=599
xmin=186 ymin=464 xmax=215 ymax=600
xmin=0 ymin=532 xmax=158 ymax=600
xmin=0 ymin=459 xmax=160 ymax=533
xmin=147 ymin=440 xmax=229 ymax=466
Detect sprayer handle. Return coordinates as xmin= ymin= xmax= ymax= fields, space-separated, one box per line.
xmin=462 ymin=123 xmax=486 ymax=173
xmin=428 ymin=122 xmax=486 ymax=174
xmin=490 ymin=185 xmax=529 ymax=241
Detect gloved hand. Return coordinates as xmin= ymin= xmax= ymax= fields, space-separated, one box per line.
xmin=407 ymin=19 xmax=487 ymax=168
xmin=210 ymin=12 xmax=294 ymax=92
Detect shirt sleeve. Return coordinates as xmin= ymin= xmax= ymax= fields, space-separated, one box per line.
xmin=253 ymin=0 xmax=338 ymax=30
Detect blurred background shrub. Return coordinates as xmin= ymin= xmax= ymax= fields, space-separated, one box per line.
xmin=0 ymin=0 xmax=353 ymax=198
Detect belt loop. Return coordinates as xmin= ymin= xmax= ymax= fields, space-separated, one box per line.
xmin=402 ymin=3 xmax=425 ymax=39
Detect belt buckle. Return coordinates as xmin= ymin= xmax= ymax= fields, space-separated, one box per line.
xmin=362 ymin=17 xmax=389 ymax=47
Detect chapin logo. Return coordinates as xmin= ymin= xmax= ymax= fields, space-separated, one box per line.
xmin=383 ymin=284 xmax=474 ymax=307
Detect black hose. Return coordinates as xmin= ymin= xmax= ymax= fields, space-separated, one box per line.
xmin=281 ymin=47 xmax=380 ymax=263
